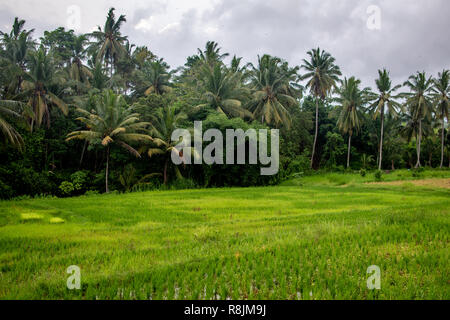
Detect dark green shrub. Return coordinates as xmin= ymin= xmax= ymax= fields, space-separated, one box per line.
xmin=374 ymin=170 xmax=383 ymax=181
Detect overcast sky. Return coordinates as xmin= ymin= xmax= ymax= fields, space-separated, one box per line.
xmin=1 ymin=0 xmax=449 ymax=89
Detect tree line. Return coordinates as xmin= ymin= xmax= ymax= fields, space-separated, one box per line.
xmin=0 ymin=8 xmax=448 ymax=198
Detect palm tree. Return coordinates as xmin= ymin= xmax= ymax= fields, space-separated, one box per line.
xmin=301 ymin=48 xmax=341 ymax=168
xmin=248 ymin=54 xmax=301 ymax=128
xmin=195 ymin=63 xmax=252 ymax=119
xmin=146 ymin=106 xmax=195 ymax=184
xmin=431 ymin=70 xmax=449 ymax=168
xmin=135 ymin=58 xmax=172 ymax=96
xmin=403 ymin=72 xmax=434 ymax=168
xmin=335 ymin=77 xmax=371 ymax=168
xmin=0 ymin=18 xmax=35 ymax=95
xmin=89 ymin=8 xmax=127 ymax=77
xmin=0 ymin=99 xmax=25 ymax=149
xmin=197 ymin=41 xmax=229 ymax=68
xmin=66 ymin=89 xmax=152 ymax=192
xmin=69 ymin=35 xmax=92 ymax=89
xmin=369 ymin=69 xmax=402 ymax=170
xmin=20 ymin=47 xmax=68 ymax=129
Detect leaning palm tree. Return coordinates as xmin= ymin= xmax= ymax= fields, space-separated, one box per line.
xmin=301 ymin=48 xmax=342 ymax=168
xmin=89 ymin=8 xmax=127 ymax=77
xmin=20 ymin=47 xmax=68 ymax=129
xmin=248 ymin=54 xmax=301 ymax=128
xmin=369 ymin=69 xmax=402 ymax=170
xmin=66 ymin=89 xmax=152 ymax=192
xmin=0 ymin=99 xmax=25 ymax=149
xmin=195 ymin=63 xmax=252 ymax=119
xmin=335 ymin=77 xmax=371 ymax=168
xmin=145 ymin=106 xmax=197 ymax=184
xmin=403 ymin=72 xmax=434 ymax=168
xmin=431 ymin=70 xmax=449 ymax=168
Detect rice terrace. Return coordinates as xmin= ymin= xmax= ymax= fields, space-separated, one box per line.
xmin=1 ymin=170 xmax=449 ymax=300
xmin=0 ymin=0 xmax=449 ymax=304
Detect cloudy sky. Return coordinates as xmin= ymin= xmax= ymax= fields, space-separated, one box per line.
xmin=1 ymin=0 xmax=449 ymax=88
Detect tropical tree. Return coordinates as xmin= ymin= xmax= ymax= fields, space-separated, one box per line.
xmin=68 ymin=35 xmax=92 ymax=88
xmin=431 ymin=69 xmax=449 ymax=168
xmin=248 ymin=54 xmax=301 ymax=128
xmin=197 ymin=41 xmax=229 ymax=68
xmin=0 ymin=18 xmax=35 ymax=95
xmin=89 ymin=8 xmax=127 ymax=77
xmin=195 ymin=63 xmax=251 ymax=119
xmin=66 ymin=90 xmax=152 ymax=192
xmin=403 ymin=72 xmax=434 ymax=167
xmin=301 ymin=48 xmax=341 ymax=168
xmin=335 ymin=77 xmax=371 ymax=168
xmin=0 ymin=99 xmax=25 ymax=148
xmin=135 ymin=58 xmax=172 ymax=96
xmin=20 ymin=47 xmax=68 ymax=129
xmin=369 ymin=69 xmax=402 ymax=169
xmin=145 ymin=106 xmax=194 ymax=184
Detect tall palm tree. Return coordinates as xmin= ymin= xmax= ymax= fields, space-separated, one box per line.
xmin=248 ymin=54 xmax=301 ymax=128
xmin=403 ymin=72 xmax=434 ymax=168
xmin=195 ymin=63 xmax=252 ymax=119
xmin=69 ymin=35 xmax=92 ymax=88
xmin=135 ymin=58 xmax=172 ymax=96
xmin=197 ymin=41 xmax=229 ymax=68
xmin=20 ymin=47 xmax=68 ymax=129
xmin=89 ymin=8 xmax=127 ymax=77
xmin=301 ymin=48 xmax=341 ymax=168
xmin=145 ymin=106 xmax=194 ymax=185
xmin=369 ymin=69 xmax=402 ymax=170
xmin=66 ymin=90 xmax=152 ymax=193
xmin=0 ymin=99 xmax=25 ymax=149
xmin=335 ymin=77 xmax=371 ymax=168
xmin=0 ymin=18 xmax=35 ymax=95
xmin=431 ymin=70 xmax=449 ymax=168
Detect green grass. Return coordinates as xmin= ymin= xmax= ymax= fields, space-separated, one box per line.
xmin=281 ymin=168 xmax=450 ymax=187
xmin=0 ymin=174 xmax=449 ymax=300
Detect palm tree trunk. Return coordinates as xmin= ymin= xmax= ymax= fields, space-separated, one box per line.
xmin=79 ymin=140 xmax=88 ymax=167
xmin=440 ymin=118 xmax=445 ymax=168
xmin=378 ymin=107 xmax=385 ymax=170
xmin=415 ymin=120 xmax=422 ymax=168
xmin=163 ymin=159 xmax=168 ymax=185
xmin=347 ymin=134 xmax=352 ymax=169
xmin=105 ymin=146 xmax=110 ymax=193
xmin=391 ymin=160 xmax=395 ymax=171
xmin=311 ymin=98 xmax=319 ymax=169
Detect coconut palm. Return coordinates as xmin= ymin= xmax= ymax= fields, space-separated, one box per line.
xmin=195 ymin=63 xmax=252 ymax=119
xmin=68 ymin=35 xmax=92 ymax=88
xmin=335 ymin=77 xmax=371 ymax=168
xmin=19 ymin=47 xmax=68 ymax=129
xmin=197 ymin=41 xmax=229 ymax=68
xmin=0 ymin=18 xmax=35 ymax=95
xmin=145 ymin=106 xmax=196 ymax=184
xmin=403 ymin=72 xmax=434 ymax=168
xmin=248 ymin=54 xmax=301 ymax=128
xmin=301 ymin=48 xmax=342 ymax=168
xmin=369 ymin=69 xmax=402 ymax=169
xmin=0 ymin=99 xmax=25 ymax=148
xmin=431 ymin=70 xmax=449 ymax=168
xmin=135 ymin=58 xmax=172 ymax=96
xmin=89 ymin=8 xmax=127 ymax=77
xmin=66 ymin=89 xmax=152 ymax=192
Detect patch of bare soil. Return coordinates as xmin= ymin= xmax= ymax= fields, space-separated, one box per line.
xmin=368 ymin=178 xmax=450 ymax=189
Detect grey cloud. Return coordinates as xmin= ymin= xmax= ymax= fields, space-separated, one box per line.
xmin=0 ymin=0 xmax=448 ymax=89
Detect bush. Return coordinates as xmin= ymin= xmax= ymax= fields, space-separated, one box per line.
xmin=359 ymin=169 xmax=367 ymax=177
xmin=374 ymin=170 xmax=383 ymax=181
xmin=59 ymin=181 xmax=75 ymax=196
xmin=71 ymin=171 xmax=89 ymax=192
